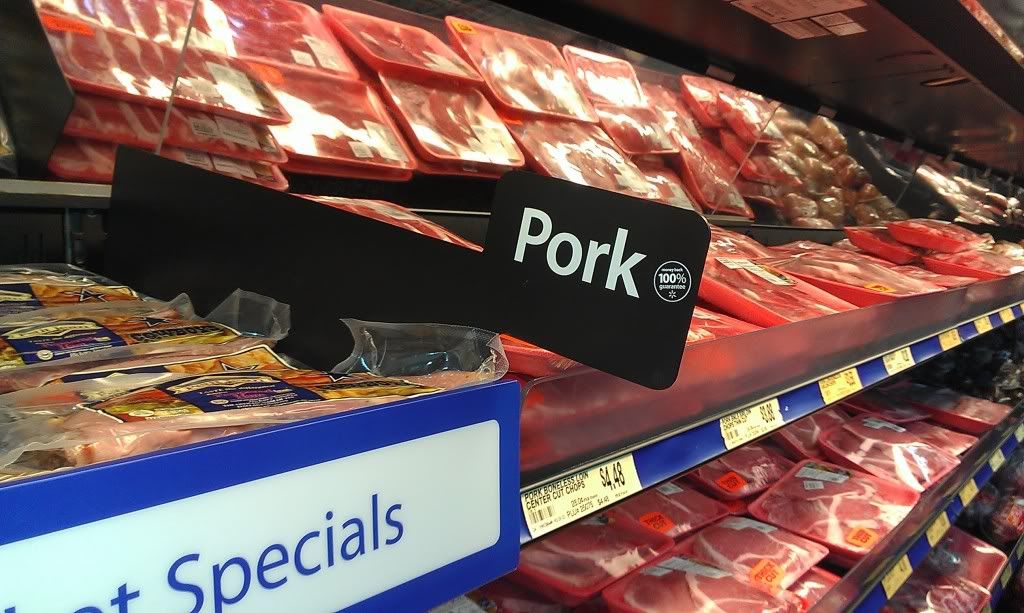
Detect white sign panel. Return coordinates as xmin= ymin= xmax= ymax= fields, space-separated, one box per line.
xmin=0 ymin=421 xmax=500 ymax=612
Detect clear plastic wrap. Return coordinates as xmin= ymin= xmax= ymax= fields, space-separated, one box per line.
xmin=885 ymin=570 xmax=990 ymax=613
xmin=641 ymin=82 xmax=702 ymax=145
xmin=687 ymin=442 xmax=794 ymax=501
xmin=445 ymin=17 xmax=596 ymax=122
xmin=672 ymin=135 xmax=753 ymax=218
xmin=886 ymin=383 xmax=1012 ymax=434
xmin=717 ymin=89 xmax=777 ymax=145
xmin=612 ymin=481 xmax=731 ymax=540
xmin=789 ymin=567 xmax=840 ymax=609
xmin=513 ymin=512 xmax=673 ymax=606
xmin=377 ymin=75 xmax=523 ymax=170
xmin=748 ymin=460 xmax=919 ymax=566
xmin=772 ymin=406 xmax=850 ymax=461
xmin=891 ymin=265 xmax=975 ymax=289
xmin=679 ymin=75 xmax=725 ymax=129
xmin=841 ymin=390 xmax=932 ymax=424
xmin=930 ymin=527 xmax=1008 ymax=592
xmin=686 ymin=306 xmax=762 ymax=344
xmin=817 ymin=415 xmax=961 ymax=492
xmin=635 ymin=161 xmax=699 ymax=210
xmin=922 ymin=250 xmax=1024 ymax=280
xmin=562 ymin=46 xmax=645 ymax=108
xmin=887 ymin=219 xmax=988 ymax=253
xmin=594 ymin=104 xmax=678 ymax=155
xmin=601 ymin=555 xmax=798 ymax=613
xmin=843 ymin=227 xmax=922 ymax=265
xmin=981 ymin=495 xmax=1024 ymax=549
xmin=0 ymin=272 xmax=137 ymax=317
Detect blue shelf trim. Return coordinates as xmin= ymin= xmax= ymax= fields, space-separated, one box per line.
xmin=988 ymin=533 xmax=1024 ymax=608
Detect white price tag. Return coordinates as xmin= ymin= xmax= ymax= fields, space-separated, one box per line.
xmin=819 ymin=368 xmax=862 ymax=404
xmin=796 ymin=464 xmax=850 ymax=483
xmin=206 ymin=61 xmax=262 ymax=113
xmin=291 ymin=49 xmax=316 ymax=67
xmin=303 ymin=35 xmax=346 ymax=71
xmin=720 ymin=398 xmax=784 ymax=450
xmin=656 ymin=483 xmax=684 ymax=496
xmin=214 ymin=116 xmax=259 ymax=149
xmin=364 ymin=121 xmax=407 ymax=162
xmin=520 ymin=454 xmax=641 ymax=538
xmin=212 ymin=155 xmax=257 ymax=180
xmin=188 ymin=116 xmax=220 ymax=140
xmin=803 ymin=480 xmax=824 ymax=490
xmin=883 ymin=347 xmax=915 ymax=375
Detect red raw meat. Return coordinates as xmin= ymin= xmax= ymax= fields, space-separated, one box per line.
xmin=594 ymin=104 xmax=678 ymax=155
xmin=602 ymin=555 xmax=798 ymax=613
xmin=818 ymin=415 xmax=961 ymax=492
xmin=887 ymin=384 xmax=1012 ymax=434
xmin=262 ymin=70 xmax=416 ymax=171
xmin=749 ymin=460 xmax=919 ymax=566
xmin=902 ymin=421 xmax=977 ymax=456
xmin=445 ymin=17 xmax=596 ymax=122
xmin=503 ymin=116 xmax=655 ymax=199
xmin=35 ymin=0 xmax=191 ymax=46
xmin=720 ymin=131 xmax=798 ymax=185
xmin=613 ymin=481 xmax=730 ymax=539
xmin=641 ymin=82 xmax=702 ymax=145
xmin=679 ymin=75 xmax=725 ymax=129
xmin=773 ymin=406 xmax=850 ymax=461
xmin=673 ymin=135 xmax=754 ymax=218
xmin=922 ymin=250 xmax=1024 ymax=280
xmin=981 ymin=495 xmax=1024 ymax=548
xmin=708 ymin=226 xmax=776 ymax=258
xmin=718 ymin=89 xmax=777 ymax=145
xmin=378 ymin=75 xmax=523 ymax=170
xmin=885 ymin=570 xmax=990 ymax=613
xmin=688 ymin=442 xmax=794 ymax=500
xmin=844 ymin=227 xmax=922 ymax=264
xmin=562 ymin=46 xmax=646 ymax=107
xmin=887 ymin=219 xmax=987 ymax=253
xmin=636 ymin=162 xmax=701 ymax=210
xmin=463 ymin=579 xmax=561 ymax=613
xmin=788 ymin=567 xmax=840 ymax=609
xmin=931 ymin=527 xmax=1007 ymax=592
xmin=680 ymin=516 xmax=829 ymax=591
xmin=62 ymin=92 xmax=162 ymax=149
xmin=513 ymin=513 xmax=673 ymax=605
xmin=841 ymin=391 xmax=932 ymax=424
xmin=324 ymin=6 xmax=480 ymax=84
xmin=892 ymin=265 xmax=975 ymax=288
xmin=686 ymin=306 xmax=762 ymax=344
xmin=281 ymin=158 xmax=413 ymax=182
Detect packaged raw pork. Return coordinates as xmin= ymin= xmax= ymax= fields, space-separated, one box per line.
xmin=772 ymin=406 xmax=850 ymax=461
xmin=685 ymin=306 xmax=762 ymax=344
xmin=377 ymin=75 xmax=523 ymax=171
xmin=445 ymin=17 xmax=596 ymax=122
xmin=717 ymin=89 xmax=777 ymax=145
xmin=594 ymin=104 xmax=678 ymax=155
xmin=612 ymin=481 xmax=731 ymax=539
xmin=324 ymin=6 xmax=480 ymax=85
xmin=513 ymin=512 xmax=673 ymax=605
xmin=679 ymin=75 xmax=725 ymax=129
xmin=678 ymin=516 xmax=829 ymax=592
xmin=641 ymin=82 xmax=702 ymax=145
xmin=892 ymin=265 xmax=975 ymax=289
xmin=887 ymin=219 xmax=987 ymax=253
xmin=687 ymin=442 xmax=794 ymax=500
xmin=817 ymin=415 xmax=961 ymax=492
xmin=886 ymin=384 xmax=1012 ymax=434
xmin=749 ymin=460 xmax=919 ymax=566
xmin=674 ymin=135 xmax=754 ymax=218
xmin=33 ymin=0 xmax=191 ymax=46
xmin=922 ymin=250 xmax=1024 ymax=280
xmin=902 ymin=421 xmax=978 ymax=456
xmin=885 ymin=571 xmax=991 ymax=613
xmin=841 ymin=390 xmax=931 ymax=424
xmin=930 ymin=527 xmax=1008 ymax=592
xmin=562 ymin=46 xmax=646 ymax=108
xmin=980 ymin=495 xmax=1024 ymax=549
xmin=635 ymin=162 xmax=700 ymax=210
xmin=788 ymin=567 xmax=840 ymax=609
xmin=602 ymin=555 xmax=798 ymax=613
xmin=844 ymin=226 xmax=921 ymax=265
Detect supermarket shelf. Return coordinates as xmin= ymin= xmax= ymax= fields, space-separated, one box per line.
xmin=815 ymin=404 xmax=1024 ymax=612
xmin=0 ymin=179 xmax=111 ymax=209
xmin=986 ymin=528 xmax=1024 ymax=611
xmin=519 ymin=276 xmax=1024 ymax=543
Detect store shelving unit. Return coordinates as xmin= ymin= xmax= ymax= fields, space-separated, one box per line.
xmin=986 ymin=531 xmax=1024 ymax=610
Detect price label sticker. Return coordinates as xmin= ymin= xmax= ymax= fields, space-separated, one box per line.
xmin=982 ymin=606 xmax=992 ymax=613
xmin=975 ymin=316 xmax=994 ymax=334
xmin=716 ymin=471 xmax=748 ymax=493
xmin=1002 ymin=565 xmax=1013 ymax=588
xmin=990 ymin=449 xmax=1007 ymax=472
xmin=959 ymin=479 xmax=980 ymax=507
xmin=925 ymin=512 xmax=951 ymax=547
xmin=1016 ymin=424 xmax=1024 ymax=443
xmin=520 ymin=453 xmax=640 ymax=538
xmin=939 ymin=329 xmax=962 ymax=351
xmin=639 ymin=511 xmax=675 ymax=534
xmin=882 ymin=555 xmax=913 ymax=598
xmin=819 ymin=368 xmax=863 ymax=404
xmin=720 ymin=398 xmax=784 ymax=450
xmin=749 ymin=559 xmax=784 ymax=593
xmin=1000 ymin=308 xmax=1015 ymax=324
xmin=845 ymin=526 xmax=879 ymax=550
xmin=883 ymin=347 xmax=915 ymax=376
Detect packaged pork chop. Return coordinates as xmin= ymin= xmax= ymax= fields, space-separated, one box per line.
xmin=885 ymin=383 xmax=1012 ymax=434
xmin=635 ymin=161 xmax=699 ymax=210
xmin=679 ymin=75 xmax=725 ymax=129
xmin=772 ymin=406 xmax=850 ymax=461
xmin=841 ymin=390 xmax=931 ymax=424
xmin=612 ymin=481 xmax=731 ymax=540
xmin=687 ymin=442 xmax=794 ymax=500
xmin=887 ymin=219 xmax=988 ymax=253
xmin=673 ymin=135 xmax=754 ymax=218
xmin=902 ymin=421 xmax=977 ymax=456
xmin=749 ymin=460 xmax=919 ymax=566
xmin=922 ymin=250 xmax=1024 ymax=280
xmin=641 ymin=82 xmax=702 ymax=146
xmin=562 ymin=46 xmax=646 ymax=108
xmin=593 ymin=104 xmax=679 ymax=155
xmin=788 ymin=567 xmax=840 ymax=609
xmin=885 ymin=571 xmax=990 ymax=613
xmin=891 ymin=265 xmax=975 ymax=288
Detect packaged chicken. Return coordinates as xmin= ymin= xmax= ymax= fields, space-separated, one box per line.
xmin=513 ymin=512 xmax=673 ymax=606
xmin=324 ymin=6 xmax=479 ymax=84
xmin=749 ymin=460 xmax=919 ymax=566
xmin=562 ymin=46 xmax=646 ymax=108
xmin=687 ymin=442 xmax=794 ymax=500
xmin=378 ymin=75 xmax=523 ymax=172
xmin=674 ymin=136 xmax=754 ymax=218
xmin=789 ymin=567 xmax=840 ymax=610
xmin=503 ymin=116 xmax=655 ymax=199
xmin=887 ymin=384 xmax=1012 ymax=434
xmin=772 ymin=406 xmax=850 ymax=461
xmin=887 ymin=219 xmax=988 ymax=253
xmin=844 ymin=226 xmax=922 ymax=265
xmin=594 ymin=104 xmax=678 ymax=155
xmin=613 ymin=481 xmax=731 ymax=540
xmin=635 ymin=162 xmax=700 ymax=210
xmin=679 ymin=75 xmax=725 ymax=129
xmin=891 ymin=265 xmax=975 ymax=289
xmin=445 ymin=17 xmax=596 ymax=122
xmin=922 ymin=250 xmax=1024 ymax=280
xmin=818 ymin=415 xmax=961 ymax=492
xmin=602 ymin=555 xmax=799 ymax=613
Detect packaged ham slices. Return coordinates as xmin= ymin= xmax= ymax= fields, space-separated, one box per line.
xmin=594 ymin=104 xmax=678 ymax=155
xmin=887 ymin=219 xmax=987 ymax=253
xmin=892 ymin=265 xmax=975 ymax=289
xmin=902 ymin=421 xmax=977 ymax=456
xmin=612 ymin=481 xmax=731 ymax=540
xmin=445 ymin=17 xmax=596 ymax=122
xmin=687 ymin=442 xmax=794 ymax=500
xmin=377 ymin=75 xmax=523 ymax=171
xmin=514 ymin=512 xmax=673 ymax=606
xmin=841 ymin=390 xmax=931 ymax=424
xmin=324 ymin=6 xmax=480 ymax=85
xmin=636 ymin=162 xmax=700 ymax=210
xmin=818 ymin=415 xmax=961 ymax=492
xmin=844 ymin=227 xmax=922 ymax=265
xmin=789 ymin=567 xmax=840 ymax=610
xmin=885 ymin=384 xmax=1012 ymax=434
xmin=503 ymin=116 xmax=655 ymax=199
xmin=562 ymin=46 xmax=646 ymax=108
xmin=679 ymin=75 xmax=725 ymax=129
xmin=772 ymin=406 xmax=849 ymax=461
xmin=922 ymin=250 xmax=1024 ymax=280
xmin=749 ymin=460 xmax=919 ymax=566
xmin=602 ymin=555 xmax=798 ymax=613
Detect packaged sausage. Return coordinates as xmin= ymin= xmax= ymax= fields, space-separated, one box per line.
xmin=562 ymin=46 xmax=646 ymax=107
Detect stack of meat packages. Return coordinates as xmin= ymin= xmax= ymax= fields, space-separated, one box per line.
xmin=37 ymin=0 xmax=315 ymax=188
xmin=915 ymin=163 xmax=1014 ymax=226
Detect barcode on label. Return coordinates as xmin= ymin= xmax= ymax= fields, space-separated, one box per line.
xmin=527 ymin=505 xmax=555 ymax=526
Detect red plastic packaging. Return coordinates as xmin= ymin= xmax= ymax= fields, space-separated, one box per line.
xmin=922 ymin=250 xmax=1024 ymax=280
xmin=261 ymin=69 xmax=416 ymax=171
xmin=887 ymin=219 xmax=987 ymax=253
xmin=35 ymin=0 xmax=190 ymax=46
xmin=885 ymin=571 xmax=990 ymax=613
xmin=503 ymin=116 xmax=655 ymax=199
xmin=748 ymin=460 xmax=919 ymax=566
xmin=678 ymin=516 xmax=829 ymax=592
xmin=679 ymin=75 xmax=725 ymax=129
xmin=844 ymin=227 xmax=922 ymax=265
xmin=445 ymin=17 xmax=596 ymax=122
xmin=636 ymin=162 xmax=701 ymax=210
xmin=513 ymin=512 xmax=673 ymax=606
xmin=981 ymin=495 xmax=1024 ymax=549
xmin=720 ymin=131 xmax=797 ymax=185
xmin=281 ymin=158 xmax=413 ymax=182
xmin=602 ymin=555 xmax=798 ymax=613
xmin=789 ymin=567 xmax=840 ymax=609
xmin=892 ymin=265 xmax=976 ymax=289
xmin=818 ymin=415 xmax=961 ymax=492
xmin=64 ymin=93 xmax=287 ymax=163
xmin=718 ymin=89 xmax=777 ymax=145
xmin=562 ymin=46 xmax=646 ymax=108
xmin=594 ymin=104 xmax=678 ymax=155
xmin=641 ymin=82 xmax=702 ymax=145
xmin=887 ymin=384 xmax=1012 ymax=435
xmin=612 ymin=481 xmax=731 ymax=540
xmin=378 ymin=75 xmax=523 ymax=171
xmin=463 ymin=579 xmax=562 ymax=613
xmin=933 ymin=527 xmax=1008 ymax=592
xmin=772 ymin=406 xmax=850 ymax=461
xmin=841 ymin=391 xmax=932 ymax=424
xmin=902 ymin=421 xmax=977 ymax=456
xmin=686 ymin=306 xmax=762 ymax=344
xmin=673 ymin=135 xmax=754 ymax=218
xmin=687 ymin=442 xmax=794 ymax=500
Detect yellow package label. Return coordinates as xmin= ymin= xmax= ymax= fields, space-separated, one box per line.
xmin=882 ymin=347 xmax=915 ymax=376
xmin=939 ymin=329 xmax=961 ymax=351
xmin=819 ymin=368 xmax=862 ymax=404
xmin=925 ymin=513 xmax=950 ymax=547
xmin=975 ymin=316 xmax=994 ymax=334
xmin=720 ymin=398 xmax=784 ymax=450
xmin=881 ymin=555 xmax=913 ymax=598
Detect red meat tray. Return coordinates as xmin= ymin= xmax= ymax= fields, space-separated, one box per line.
xmin=282 ymin=158 xmax=413 ymax=182
xmin=789 ymin=567 xmax=840 ymax=610
xmin=885 ymin=384 xmax=1012 ymax=434
xmin=686 ymin=442 xmax=794 ymax=501
xmin=686 ymin=306 xmax=762 ymax=344
xmin=841 ymin=390 xmax=931 ymax=424
xmin=34 ymin=0 xmax=191 ymax=46
xmin=445 ymin=17 xmax=596 ymax=122
xmin=884 ymin=570 xmax=990 ymax=613
xmin=612 ymin=481 xmax=731 ymax=540
xmin=772 ymin=406 xmax=850 ymax=461
xmin=679 ymin=75 xmax=725 ymax=129
xmin=935 ymin=527 xmax=1008 ymax=592
xmin=902 ymin=421 xmax=977 ymax=456
xmin=641 ymin=82 xmax=702 ymax=145
xmin=892 ymin=265 xmax=975 ymax=288
xmin=636 ymin=162 xmax=701 ymax=210
xmin=844 ymin=226 xmax=921 ymax=265
xmin=673 ymin=135 xmax=754 ymax=218
xmin=887 ymin=219 xmax=987 ymax=253
xmin=718 ymin=89 xmax=777 ymax=145
xmin=594 ymin=104 xmax=678 ymax=155
xmin=922 ymin=250 xmax=1024 ymax=280
xmin=562 ymin=45 xmax=646 ymax=108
